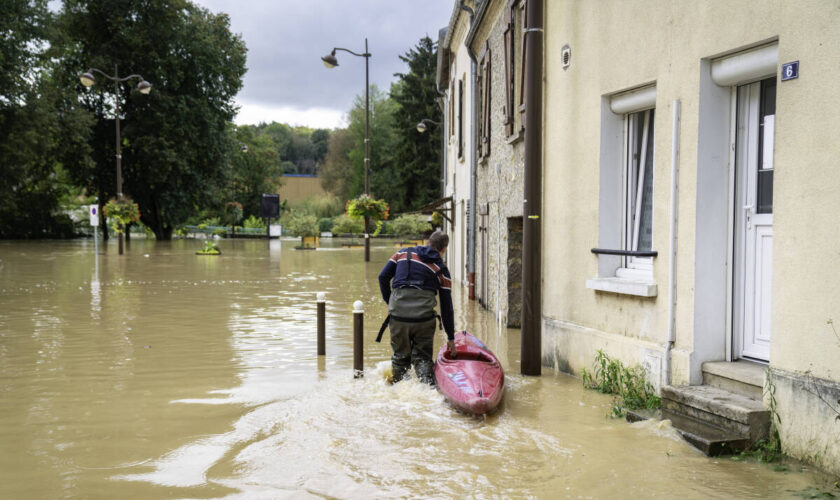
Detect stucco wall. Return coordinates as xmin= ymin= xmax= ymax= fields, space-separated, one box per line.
xmin=443 ymin=11 xmax=473 ymax=287
xmin=543 ymin=0 xmax=840 ymax=473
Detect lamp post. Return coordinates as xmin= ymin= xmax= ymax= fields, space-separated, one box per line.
xmin=322 ymin=39 xmax=372 ymax=262
xmin=79 ymin=66 xmax=151 ymax=255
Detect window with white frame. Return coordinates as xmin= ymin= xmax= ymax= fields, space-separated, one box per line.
xmin=587 ymin=85 xmax=658 ymax=297
xmin=620 ymin=108 xmax=655 ymax=276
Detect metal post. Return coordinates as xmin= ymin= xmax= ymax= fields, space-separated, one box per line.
xmin=364 ymin=37 xmax=371 ymax=262
xmin=521 ymin=0 xmax=544 ymax=376
xmin=353 ymin=300 xmax=364 ymax=378
xmin=114 ymin=64 xmax=124 ymax=255
xmin=317 ymin=292 xmax=326 ymax=355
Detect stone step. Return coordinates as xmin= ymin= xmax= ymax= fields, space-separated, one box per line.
xmin=702 ymin=360 xmax=765 ymax=400
xmin=625 ymin=408 xmax=751 ymax=456
xmin=661 ymin=385 xmax=770 ymax=443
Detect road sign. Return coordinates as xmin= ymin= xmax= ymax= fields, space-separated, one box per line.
xmin=89 ymin=204 xmax=99 ymax=226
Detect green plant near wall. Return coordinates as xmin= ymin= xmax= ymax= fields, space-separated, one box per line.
xmin=242 ymin=215 xmax=265 ymax=229
xmin=103 ymin=197 xmax=141 ymax=234
xmin=581 ymin=350 xmax=661 ymax=418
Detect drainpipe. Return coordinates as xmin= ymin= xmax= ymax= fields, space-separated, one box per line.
xmin=521 ymin=0 xmax=543 ymax=376
xmin=665 ymin=99 xmax=681 ymax=386
xmin=459 ymin=0 xmax=478 ymax=300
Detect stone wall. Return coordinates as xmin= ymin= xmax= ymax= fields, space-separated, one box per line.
xmin=473 ymin=1 xmax=525 ymax=325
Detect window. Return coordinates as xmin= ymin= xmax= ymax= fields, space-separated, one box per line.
xmin=458 ymin=78 xmax=464 ymax=159
xmin=449 ymin=78 xmax=455 ymax=138
xmin=621 ymin=109 xmax=655 ymax=274
xmin=478 ymin=42 xmax=491 ymax=159
xmin=587 ymin=85 xmax=658 ymax=296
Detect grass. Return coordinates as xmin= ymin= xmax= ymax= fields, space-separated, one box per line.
xmin=581 ymin=350 xmax=661 ymax=418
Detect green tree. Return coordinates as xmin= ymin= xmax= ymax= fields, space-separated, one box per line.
xmin=55 ymin=0 xmax=247 ymax=239
xmin=319 ymin=127 xmax=354 ymax=200
xmin=347 ymin=85 xmax=397 ymax=203
xmin=231 ymin=126 xmax=281 ymax=218
xmin=0 ymin=0 xmax=94 ymax=237
xmin=390 ymin=36 xmax=443 ymax=212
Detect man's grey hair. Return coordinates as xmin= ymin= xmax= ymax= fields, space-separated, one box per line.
xmin=428 ymin=231 xmax=449 ymax=251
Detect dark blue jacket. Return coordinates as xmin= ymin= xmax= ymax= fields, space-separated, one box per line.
xmin=378 ymin=246 xmax=455 ymax=339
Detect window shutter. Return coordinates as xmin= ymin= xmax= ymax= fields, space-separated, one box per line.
xmin=519 ymin=0 xmax=528 ymax=127
xmin=458 ymin=79 xmax=464 ymax=158
xmin=484 ymin=46 xmax=492 ymax=156
xmin=503 ymin=2 xmax=514 ymax=136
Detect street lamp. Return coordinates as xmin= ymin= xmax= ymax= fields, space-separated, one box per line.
xmin=322 ymin=39 xmax=372 ymax=262
xmin=79 ymin=66 xmax=152 ymax=255
xmin=416 ymin=118 xmax=441 ymax=134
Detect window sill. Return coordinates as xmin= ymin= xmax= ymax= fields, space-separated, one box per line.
xmin=506 ymin=128 xmax=524 ymax=145
xmin=585 ymin=277 xmax=658 ymax=297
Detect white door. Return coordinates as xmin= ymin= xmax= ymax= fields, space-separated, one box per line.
xmin=733 ymin=78 xmax=776 ymax=361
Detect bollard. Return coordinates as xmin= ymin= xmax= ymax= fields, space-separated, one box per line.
xmin=353 ymin=300 xmax=364 ymax=378
xmin=316 ymin=292 xmax=326 ymax=355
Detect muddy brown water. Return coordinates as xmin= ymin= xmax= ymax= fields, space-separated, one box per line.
xmin=0 ymin=239 xmax=831 ymax=498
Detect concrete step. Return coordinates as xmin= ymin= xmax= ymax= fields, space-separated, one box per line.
xmin=625 ymin=408 xmax=751 ymax=456
xmin=702 ymin=360 xmax=765 ymax=400
xmin=661 ymin=385 xmax=770 ymax=443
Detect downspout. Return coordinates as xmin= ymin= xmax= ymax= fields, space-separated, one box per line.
xmin=521 ymin=0 xmax=543 ymax=376
xmin=665 ymin=99 xmax=681 ymax=386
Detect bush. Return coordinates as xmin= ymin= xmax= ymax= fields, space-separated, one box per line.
xmin=390 ymin=214 xmax=432 ymax=237
xmin=581 ymin=350 xmax=661 ymax=418
xmin=242 ymin=215 xmax=265 ymax=229
xmin=331 ymin=214 xmax=364 ymax=235
xmin=318 ymin=217 xmax=334 ymax=233
xmin=200 ymin=216 xmax=221 ymax=227
xmin=285 ymin=212 xmax=319 ymax=237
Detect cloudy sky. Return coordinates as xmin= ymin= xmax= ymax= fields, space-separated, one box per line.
xmin=191 ymin=0 xmax=453 ymax=129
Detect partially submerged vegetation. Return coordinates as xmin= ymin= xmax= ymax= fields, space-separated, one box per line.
xmin=581 ymin=350 xmax=661 ymax=418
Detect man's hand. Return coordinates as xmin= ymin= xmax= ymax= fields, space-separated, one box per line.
xmin=447 ymin=340 xmax=457 ymax=359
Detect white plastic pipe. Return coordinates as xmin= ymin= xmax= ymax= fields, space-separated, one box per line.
xmin=665 ymin=99 xmax=681 ymax=387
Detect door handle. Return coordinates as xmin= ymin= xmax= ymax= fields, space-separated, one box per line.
xmin=744 ymin=204 xmax=753 ymax=229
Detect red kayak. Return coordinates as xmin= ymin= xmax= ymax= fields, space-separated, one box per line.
xmin=434 ymin=331 xmax=505 ymax=415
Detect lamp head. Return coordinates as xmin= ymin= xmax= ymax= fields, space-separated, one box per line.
xmin=79 ymin=71 xmax=96 ymax=87
xmin=240 ymin=144 xmax=248 ymax=153
xmin=321 ymin=51 xmax=338 ymax=69
xmin=136 ymin=80 xmax=152 ymax=95
xmin=416 ymin=122 xmax=428 ymax=133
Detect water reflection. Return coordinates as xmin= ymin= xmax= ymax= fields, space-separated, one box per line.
xmin=0 ymin=239 xmax=831 ymax=499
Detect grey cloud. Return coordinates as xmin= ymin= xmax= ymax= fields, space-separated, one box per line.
xmin=194 ymin=0 xmax=452 ymax=119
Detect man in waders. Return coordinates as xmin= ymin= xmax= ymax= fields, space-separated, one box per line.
xmin=378 ymin=230 xmax=456 ymax=384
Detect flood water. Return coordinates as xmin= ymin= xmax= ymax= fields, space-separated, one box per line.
xmin=0 ymin=238 xmax=831 ymax=498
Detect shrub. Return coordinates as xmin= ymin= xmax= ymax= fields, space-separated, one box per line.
xmin=581 ymin=350 xmax=661 ymax=418
xmin=242 ymin=215 xmax=265 ymax=229
xmin=103 ymin=197 xmax=141 ymax=234
xmin=318 ymin=217 xmax=334 ymax=233
xmin=285 ymin=212 xmax=319 ymax=237
xmin=200 ymin=216 xmax=221 ymax=227
xmin=331 ymin=214 xmax=364 ymax=235
xmin=390 ymin=214 xmax=432 ymax=237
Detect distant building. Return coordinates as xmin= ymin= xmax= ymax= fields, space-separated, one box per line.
xmin=276 ymin=175 xmax=328 ymax=204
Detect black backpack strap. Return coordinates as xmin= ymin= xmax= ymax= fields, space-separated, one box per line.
xmin=376 ymin=314 xmax=390 ymax=343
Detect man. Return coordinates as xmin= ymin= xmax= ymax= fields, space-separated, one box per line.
xmin=378 ymin=230 xmax=456 ymax=384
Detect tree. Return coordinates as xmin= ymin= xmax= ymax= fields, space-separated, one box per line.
xmin=231 ymin=126 xmax=280 ymax=218
xmin=55 ymin=0 xmax=247 ymax=239
xmin=346 ymin=84 xmax=397 ymax=202
xmin=319 ymin=127 xmax=354 ymax=200
xmin=0 ymin=0 xmax=94 ymax=237
xmin=390 ymin=36 xmax=443 ymax=212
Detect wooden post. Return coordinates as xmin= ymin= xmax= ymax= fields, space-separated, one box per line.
xmin=317 ymin=292 xmax=326 ymax=355
xmin=353 ymin=300 xmax=364 ymax=378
